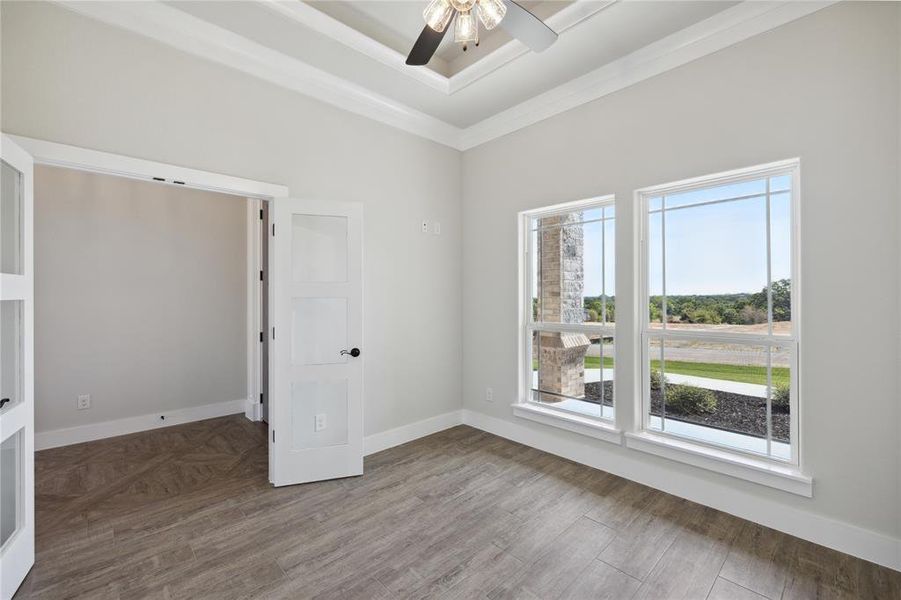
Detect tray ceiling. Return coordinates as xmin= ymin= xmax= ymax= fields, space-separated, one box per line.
xmin=59 ymin=0 xmax=835 ymax=149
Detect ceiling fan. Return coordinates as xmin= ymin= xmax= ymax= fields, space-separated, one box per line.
xmin=406 ymin=0 xmax=558 ymax=66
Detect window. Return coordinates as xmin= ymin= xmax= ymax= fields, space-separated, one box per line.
xmin=521 ymin=197 xmax=615 ymax=424
xmin=640 ymin=161 xmax=799 ymax=464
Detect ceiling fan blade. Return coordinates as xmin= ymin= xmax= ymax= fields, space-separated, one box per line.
xmin=406 ymin=24 xmax=450 ymax=66
xmin=500 ymin=1 xmax=558 ymax=53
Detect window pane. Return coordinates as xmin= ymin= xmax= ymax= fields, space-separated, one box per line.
xmin=530 ymin=228 xmax=539 ymax=321
xmin=769 ymin=174 xmax=791 ymax=193
xmin=770 ymin=345 xmax=792 ymax=460
xmin=1 ymin=301 xmax=22 ymax=414
xmin=534 ymin=208 xmax=613 ymax=325
xmin=648 ymin=211 xmax=663 ymax=328
xmin=532 ymin=329 xmax=612 ymax=420
xmin=649 ymin=337 xmax=790 ymax=460
xmin=1 ymin=159 xmax=23 ymax=275
xmin=603 ymin=213 xmax=615 ymax=324
xmin=664 ymin=196 xmax=768 ymax=334
xmin=664 ymin=178 xmax=766 ymax=210
xmin=770 ymin=191 xmax=792 ymax=335
xmin=0 ymin=429 xmax=21 ymax=548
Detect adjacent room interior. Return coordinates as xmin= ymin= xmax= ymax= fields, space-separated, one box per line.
xmin=1 ymin=1 xmax=900 ymax=599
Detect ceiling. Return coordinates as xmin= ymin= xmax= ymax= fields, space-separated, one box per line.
xmin=61 ymin=1 xmax=833 ymax=149
xmin=168 ymin=0 xmax=736 ymax=127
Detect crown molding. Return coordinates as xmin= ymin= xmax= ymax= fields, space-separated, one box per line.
xmin=458 ymin=0 xmax=837 ymax=150
xmin=259 ymin=0 xmax=615 ymax=96
xmin=54 ymin=0 xmax=463 ymax=148
xmin=447 ymin=0 xmax=615 ymax=94
xmin=53 ymin=0 xmax=836 ymax=152
xmin=259 ymin=0 xmax=452 ymax=94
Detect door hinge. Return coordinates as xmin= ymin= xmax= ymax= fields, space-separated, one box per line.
xmin=259 ymin=270 xmax=264 ymax=281
xmin=259 ymin=392 xmax=264 ymax=404
xmin=272 ymin=223 xmax=275 ymax=236
xmin=259 ymin=331 xmax=264 ymax=343
xmin=259 ymin=208 xmax=264 ymax=220
xmin=272 ymin=430 xmax=275 ymax=444
xmin=272 ymin=327 xmax=276 ymax=340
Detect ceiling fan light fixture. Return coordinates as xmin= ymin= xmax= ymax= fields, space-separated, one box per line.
xmin=477 ymin=0 xmax=506 ymax=30
xmin=454 ymin=9 xmax=479 ymax=43
xmin=423 ymin=0 xmax=454 ymax=32
xmin=449 ymin=0 xmax=476 ymax=12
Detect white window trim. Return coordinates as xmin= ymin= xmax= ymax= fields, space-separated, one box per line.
xmin=517 ymin=195 xmax=620 ymax=442
xmin=624 ymin=431 xmax=812 ymax=497
xmin=635 ymin=159 xmax=805 ymax=478
xmin=513 ymin=160 xmax=811 ymax=497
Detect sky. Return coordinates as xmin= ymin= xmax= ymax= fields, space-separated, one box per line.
xmin=535 ymin=175 xmax=792 ymax=299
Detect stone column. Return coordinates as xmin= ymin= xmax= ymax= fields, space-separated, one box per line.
xmin=537 ymin=213 xmax=590 ymax=400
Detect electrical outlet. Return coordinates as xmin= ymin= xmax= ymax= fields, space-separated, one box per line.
xmin=314 ymin=413 xmax=326 ymax=432
xmin=77 ymin=394 xmax=91 ymax=410
xmin=433 ymin=221 xmax=441 ymax=235
xmin=485 ymin=387 xmax=494 ymax=402
xmin=421 ymin=220 xmax=429 ymax=233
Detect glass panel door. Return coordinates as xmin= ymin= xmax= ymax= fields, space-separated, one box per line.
xmin=0 ymin=135 xmax=35 ymax=600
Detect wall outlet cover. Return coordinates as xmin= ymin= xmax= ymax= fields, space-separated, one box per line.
xmin=77 ymin=394 xmax=91 ymax=410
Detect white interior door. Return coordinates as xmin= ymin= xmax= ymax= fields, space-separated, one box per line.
xmin=269 ymin=198 xmax=363 ymax=486
xmin=0 ymin=135 xmax=35 ymax=599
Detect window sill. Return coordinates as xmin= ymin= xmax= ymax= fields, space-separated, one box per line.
xmin=512 ymin=402 xmax=622 ymax=445
xmin=625 ymin=431 xmax=812 ymax=497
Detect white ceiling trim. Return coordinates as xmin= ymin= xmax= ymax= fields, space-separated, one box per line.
xmin=448 ymin=0 xmax=615 ymax=94
xmin=54 ymin=0 xmax=836 ymax=151
xmin=260 ymin=0 xmax=451 ymax=93
xmin=260 ymin=0 xmax=615 ymax=96
xmin=458 ymin=0 xmax=837 ymax=150
xmin=55 ymin=0 xmax=462 ymax=147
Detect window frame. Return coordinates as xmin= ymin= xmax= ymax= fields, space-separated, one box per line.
xmin=636 ymin=159 xmax=802 ymax=468
xmin=517 ymin=195 xmax=619 ymax=434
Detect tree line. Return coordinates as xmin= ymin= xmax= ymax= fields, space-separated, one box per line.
xmin=581 ymin=279 xmax=791 ymax=325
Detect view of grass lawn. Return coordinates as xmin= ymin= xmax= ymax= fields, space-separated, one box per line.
xmin=536 ymin=356 xmax=789 ymax=386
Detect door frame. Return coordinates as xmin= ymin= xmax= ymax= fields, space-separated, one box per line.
xmin=7 ymin=134 xmax=288 ymax=425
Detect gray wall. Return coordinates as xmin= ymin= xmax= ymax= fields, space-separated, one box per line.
xmin=1 ymin=0 xmax=463 ymax=437
xmin=33 ymin=165 xmax=246 ymax=432
xmin=462 ymin=2 xmax=900 ymax=539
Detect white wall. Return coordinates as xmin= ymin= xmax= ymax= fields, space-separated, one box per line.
xmin=1 ymin=1 xmax=463 ymax=438
xmin=462 ymin=1 xmax=900 ymax=557
xmin=33 ymin=165 xmax=246 ymax=433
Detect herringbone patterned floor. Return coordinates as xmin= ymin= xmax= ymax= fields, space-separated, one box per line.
xmin=13 ymin=415 xmax=901 ymax=599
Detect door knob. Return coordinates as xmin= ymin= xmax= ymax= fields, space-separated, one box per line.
xmin=340 ymin=348 xmax=361 ymax=358
xmin=0 ymin=398 xmax=10 ymax=409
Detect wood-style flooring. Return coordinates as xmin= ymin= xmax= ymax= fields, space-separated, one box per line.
xmin=14 ymin=415 xmax=901 ymax=599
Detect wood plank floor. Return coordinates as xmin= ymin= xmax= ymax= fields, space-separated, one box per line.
xmin=14 ymin=415 xmax=901 ymax=599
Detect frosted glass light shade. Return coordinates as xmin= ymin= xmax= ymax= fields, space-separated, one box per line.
xmin=423 ymin=0 xmax=454 ymax=32
xmin=477 ymin=0 xmax=506 ymax=30
xmin=454 ymin=9 xmax=478 ymax=43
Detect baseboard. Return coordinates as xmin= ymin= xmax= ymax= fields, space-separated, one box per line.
xmin=35 ymin=399 xmax=246 ymax=451
xmin=364 ymin=409 xmax=463 ymax=456
xmin=461 ymin=408 xmax=901 ymax=572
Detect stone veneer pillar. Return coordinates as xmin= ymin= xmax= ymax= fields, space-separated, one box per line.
xmin=537 ymin=213 xmax=590 ymax=400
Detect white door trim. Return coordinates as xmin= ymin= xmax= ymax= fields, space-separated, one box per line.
xmin=7 ymin=135 xmax=288 ymax=199
xmin=4 ymin=133 xmax=288 ymax=433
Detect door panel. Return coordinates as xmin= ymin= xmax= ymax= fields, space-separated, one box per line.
xmin=270 ymin=199 xmax=362 ymax=486
xmin=0 ymin=135 xmax=34 ymax=600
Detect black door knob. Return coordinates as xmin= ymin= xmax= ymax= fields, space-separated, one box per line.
xmin=0 ymin=398 xmax=10 ymax=409
xmin=340 ymin=348 xmax=361 ymax=358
